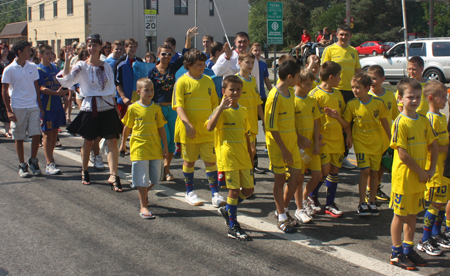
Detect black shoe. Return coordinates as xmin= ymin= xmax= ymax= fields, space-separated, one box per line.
xmin=218 ymin=206 xmax=229 ymax=227
xmin=376 ymin=185 xmax=390 ymax=201
xmin=253 ymin=166 xmax=265 ymax=174
xmin=368 ymin=202 xmax=379 ymax=216
xmin=357 ymin=202 xmax=371 ymax=216
xmin=390 ymin=253 xmax=416 ymax=270
xmin=246 ymin=193 xmax=256 ymax=200
xmin=406 ymin=250 xmax=428 ymax=267
xmin=228 ymin=222 xmax=251 ymax=241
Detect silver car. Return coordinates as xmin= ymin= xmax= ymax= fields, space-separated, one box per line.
xmin=360 ymin=38 xmax=450 ymax=84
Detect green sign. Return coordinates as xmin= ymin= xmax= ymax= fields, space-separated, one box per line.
xmin=267 ymin=2 xmax=283 ymax=45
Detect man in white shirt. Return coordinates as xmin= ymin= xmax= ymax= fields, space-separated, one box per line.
xmin=2 ymin=40 xmax=44 ymax=178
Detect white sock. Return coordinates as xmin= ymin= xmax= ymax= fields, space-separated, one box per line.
xmin=278 ymin=212 xmax=288 ymax=221
xmin=284 ymin=207 xmax=288 ymax=213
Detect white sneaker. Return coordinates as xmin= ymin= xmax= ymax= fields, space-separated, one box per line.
xmin=302 ymin=199 xmax=315 ymax=217
xmin=295 ymin=209 xmax=312 ymax=223
xmin=341 ymin=157 xmax=356 ymax=169
xmin=46 ymin=163 xmax=61 ymax=175
xmin=212 ymin=192 xmax=226 ymax=208
xmin=93 ymin=155 xmax=106 ymax=170
xmin=89 ymin=151 xmax=95 ymax=163
xmin=185 ymin=191 xmax=203 ymax=206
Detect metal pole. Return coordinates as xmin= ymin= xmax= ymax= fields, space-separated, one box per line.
xmin=273 ymin=45 xmax=277 ymax=83
xmin=429 ymin=0 xmax=434 ymax=38
xmin=194 ymin=0 xmax=197 ymax=49
xmin=401 ymin=0 xmax=409 ymax=60
xmin=346 ymin=0 xmax=351 ymax=27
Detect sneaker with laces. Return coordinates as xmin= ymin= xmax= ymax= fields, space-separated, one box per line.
xmin=28 ymin=158 xmax=42 ymax=175
xmin=93 ymin=155 xmax=106 ymax=170
xmin=218 ymin=206 xmax=229 ymax=227
xmin=185 ymin=191 xmax=203 ymax=206
xmin=376 ymin=185 xmax=390 ymax=201
xmin=433 ymin=233 xmax=450 ymax=249
xmin=295 ymin=209 xmax=312 ymax=223
xmin=308 ymin=196 xmax=322 ymax=213
xmin=302 ymin=199 xmax=315 ymax=217
xmin=46 ymin=163 xmax=61 ymax=175
xmin=325 ymin=202 xmax=343 ymax=217
xmin=253 ymin=166 xmax=265 ymax=174
xmin=18 ymin=163 xmax=30 ymax=178
xmin=390 ymin=253 xmax=416 ymax=270
xmin=212 ymin=192 xmax=226 ymax=208
xmin=357 ymin=202 xmax=371 ymax=216
xmin=277 ymin=218 xmax=297 ymax=233
xmin=406 ymin=249 xmax=428 ymax=266
xmin=341 ymin=157 xmax=356 ymax=169
xmin=417 ymin=238 xmax=442 ymax=256
xmin=368 ymin=202 xmax=379 ymax=216
xmin=228 ymin=222 xmax=251 ymax=241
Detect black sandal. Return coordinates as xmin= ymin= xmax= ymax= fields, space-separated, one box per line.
xmin=82 ymin=170 xmax=90 ymax=185
xmin=109 ymin=175 xmax=122 ymax=192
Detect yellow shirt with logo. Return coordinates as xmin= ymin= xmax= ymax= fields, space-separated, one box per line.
xmin=236 ymin=73 xmax=263 ymax=135
xmin=396 ymin=81 xmax=428 ymax=115
xmin=343 ymin=97 xmax=389 ymax=155
xmin=172 ymin=74 xmax=219 ymax=144
xmin=426 ymin=112 xmax=449 ymax=187
xmin=294 ymin=95 xmax=322 ymax=155
xmin=309 ymin=86 xmax=346 ymax=154
xmin=390 ymin=113 xmax=436 ymax=194
xmin=122 ymin=102 xmax=167 ymax=161
xmin=321 ymin=43 xmax=361 ymax=91
xmin=205 ymin=104 xmax=252 ymax=172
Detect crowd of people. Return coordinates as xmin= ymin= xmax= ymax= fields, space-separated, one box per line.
xmin=1 ymin=23 xmax=450 ymax=270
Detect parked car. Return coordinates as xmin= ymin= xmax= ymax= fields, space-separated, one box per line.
xmin=355 ymin=41 xmax=390 ymax=56
xmin=360 ymin=37 xmax=450 ymax=84
xmin=384 ymin=42 xmax=396 ymax=48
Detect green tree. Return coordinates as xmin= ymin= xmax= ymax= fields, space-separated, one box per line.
xmin=0 ymin=0 xmax=27 ymax=32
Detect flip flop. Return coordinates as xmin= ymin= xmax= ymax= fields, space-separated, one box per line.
xmin=140 ymin=212 xmax=156 ymax=219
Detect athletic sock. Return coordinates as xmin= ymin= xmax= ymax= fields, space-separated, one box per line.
xmin=237 ymin=192 xmax=246 ymax=204
xmin=310 ymin=178 xmax=324 ymax=197
xmin=226 ymin=197 xmax=238 ymax=228
xmin=422 ymin=205 xmax=439 ymax=241
xmin=182 ymin=166 xmax=195 ymax=193
xmin=402 ymin=241 xmax=414 ymax=255
xmin=325 ymin=173 xmax=338 ymax=207
xmin=431 ymin=207 xmax=446 ymax=237
xmin=391 ymin=245 xmax=403 ymax=257
xmin=205 ymin=165 xmax=218 ymax=196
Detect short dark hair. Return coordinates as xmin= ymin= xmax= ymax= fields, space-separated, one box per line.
xmin=12 ymin=40 xmax=31 ymax=56
xmin=278 ymin=59 xmax=300 ymax=81
xmin=125 ymin=38 xmax=138 ymax=47
xmin=183 ymin=48 xmax=207 ymax=69
xmin=337 ymin=24 xmax=352 ymax=34
xmin=202 ymin=35 xmax=214 ymax=42
xmin=319 ymin=61 xmax=341 ymax=81
xmin=367 ymin=65 xmax=385 ymax=78
xmin=352 ymin=73 xmax=372 ymax=87
xmin=222 ymin=75 xmax=243 ymax=90
xmin=397 ymin=78 xmax=422 ymax=97
xmin=408 ymin=56 xmax=424 ymax=69
xmin=157 ymin=44 xmax=173 ymax=55
xmin=164 ymin=37 xmax=176 ymax=46
xmin=38 ymin=44 xmax=52 ymax=54
xmin=235 ymin=32 xmax=249 ymax=40
xmin=210 ymin=42 xmax=223 ymax=57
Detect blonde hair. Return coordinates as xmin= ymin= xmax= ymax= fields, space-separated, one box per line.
xmin=299 ymin=67 xmax=315 ymax=82
xmin=136 ymin=78 xmax=153 ymax=90
xmin=423 ymin=80 xmax=447 ymax=98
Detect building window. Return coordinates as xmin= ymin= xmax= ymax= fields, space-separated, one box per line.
xmin=39 ymin=4 xmax=45 ymax=20
xmin=53 ymin=1 xmax=58 ymax=18
xmin=145 ymin=0 xmax=158 ymax=14
xmin=28 ymin=6 xmax=32 ymax=21
xmin=67 ymin=0 xmax=73 ymax=15
xmin=174 ymin=0 xmax=188 ymax=15
xmin=209 ymin=0 xmax=214 ymax=16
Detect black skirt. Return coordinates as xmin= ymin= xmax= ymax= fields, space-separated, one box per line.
xmin=67 ymin=108 xmax=123 ymax=141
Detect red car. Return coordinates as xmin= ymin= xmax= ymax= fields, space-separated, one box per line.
xmin=355 ymin=41 xmax=390 ymax=56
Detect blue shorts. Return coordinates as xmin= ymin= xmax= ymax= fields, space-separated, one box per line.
xmin=41 ymin=109 xmax=66 ymax=131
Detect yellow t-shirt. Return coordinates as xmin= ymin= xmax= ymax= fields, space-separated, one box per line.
xmin=321 ymin=43 xmax=361 ymax=91
xmin=370 ymin=88 xmax=399 ymax=151
xmin=265 ymin=87 xmax=297 ymax=153
xmin=426 ymin=112 xmax=450 ymax=187
xmin=390 ymin=113 xmax=436 ymax=194
xmin=311 ymin=79 xmax=320 ymax=91
xmin=236 ymin=73 xmax=263 ymax=135
xmin=343 ymin=96 xmax=389 ymax=155
xmin=121 ymin=102 xmax=167 ymax=161
xmin=205 ymin=104 xmax=252 ymax=172
xmin=172 ymin=74 xmax=219 ymax=144
xmin=294 ymin=95 xmax=322 ymax=155
xmin=396 ymin=80 xmax=428 ymax=115
xmin=309 ymin=86 xmax=346 ymax=154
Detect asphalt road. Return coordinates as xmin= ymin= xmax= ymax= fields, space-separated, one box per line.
xmin=1 ymin=105 xmax=450 ymax=275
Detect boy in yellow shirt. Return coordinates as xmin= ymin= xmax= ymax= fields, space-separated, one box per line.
xmin=367 ymin=65 xmax=399 ymax=202
xmin=389 ymin=78 xmax=438 ymax=270
xmin=265 ymin=59 xmax=301 ymax=233
xmin=417 ymin=81 xmax=450 ymax=255
xmin=308 ymin=61 xmax=351 ymax=217
xmin=325 ymin=73 xmax=391 ymax=216
xmin=206 ymin=75 xmax=253 ymax=241
xmin=121 ymin=78 xmax=168 ymax=219
xmin=172 ymin=49 xmax=224 ymax=207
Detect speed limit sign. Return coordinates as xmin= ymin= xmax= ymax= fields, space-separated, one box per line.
xmin=145 ymin=10 xmax=157 ymax=36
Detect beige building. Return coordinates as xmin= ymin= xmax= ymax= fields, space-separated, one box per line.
xmin=27 ymin=0 xmax=248 ymax=58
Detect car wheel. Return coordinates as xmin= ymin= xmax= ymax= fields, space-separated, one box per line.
xmin=389 ymin=81 xmax=398 ymax=85
xmin=372 ymin=51 xmax=377 ymax=56
xmin=424 ymin=68 xmax=445 ymax=83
